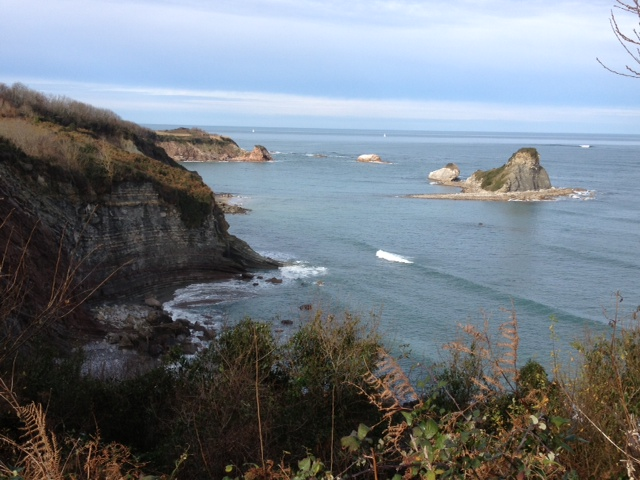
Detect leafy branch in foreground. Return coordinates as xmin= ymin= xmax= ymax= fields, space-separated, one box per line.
xmin=336 ymin=309 xmax=573 ymax=480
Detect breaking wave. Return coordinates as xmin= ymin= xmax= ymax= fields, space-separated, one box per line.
xmin=376 ymin=250 xmax=413 ymax=264
xmin=280 ymin=262 xmax=328 ymax=279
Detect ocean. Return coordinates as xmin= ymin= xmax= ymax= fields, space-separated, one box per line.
xmin=161 ymin=127 xmax=640 ymax=372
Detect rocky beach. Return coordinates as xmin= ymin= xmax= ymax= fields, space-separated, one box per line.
xmin=410 ymin=185 xmax=593 ymax=201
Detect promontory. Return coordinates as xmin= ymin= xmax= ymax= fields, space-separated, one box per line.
xmin=156 ymin=127 xmax=272 ymax=162
xmin=0 ymin=83 xmax=278 ymax=344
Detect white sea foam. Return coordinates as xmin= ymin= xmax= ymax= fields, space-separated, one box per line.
xmin=376 ymin=250 xmax=413 ymax=264
xmin=570 ymin=189 xmax=594 ymax=200
xmin=163 ymin=280 xmax=254 ymax=324
xmin=280 ymin=262 xmax=328 ymax=279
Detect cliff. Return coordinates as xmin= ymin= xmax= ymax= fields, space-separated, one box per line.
xmin=156 ymin=127 xmax=272 ymax=162
xmin=0 ymin=84 xmax=278 ymax=336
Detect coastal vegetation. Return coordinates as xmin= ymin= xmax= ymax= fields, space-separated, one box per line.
xmin=2 ymin=257 xmax=640 ymax=479
xmin=1 ymin=83 xmax=640 ymax=478
xmin=471 ymin=163 xmax=508 ymax=191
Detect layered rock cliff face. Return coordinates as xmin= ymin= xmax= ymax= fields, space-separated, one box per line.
xmin=75 ymin=182 xmax=276 ymax=298
xmin=467 ymin=148 xmax=552 ymax=192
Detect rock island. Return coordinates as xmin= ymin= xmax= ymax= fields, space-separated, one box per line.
xmin=414 ymin=147 xmax=591 ymax=201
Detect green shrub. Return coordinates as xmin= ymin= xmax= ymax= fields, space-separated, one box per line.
xmin=561 ymin=295 xmax=640 ymax=477
xmin=474 ymin=164 xmax=507 ymax=191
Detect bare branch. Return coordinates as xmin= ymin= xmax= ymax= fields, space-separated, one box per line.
xmin=598 ymin=0 xmax=640 ymax=78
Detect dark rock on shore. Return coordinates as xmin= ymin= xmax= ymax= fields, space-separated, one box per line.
xmin=85 ymin=302 xmax=218 ymax=378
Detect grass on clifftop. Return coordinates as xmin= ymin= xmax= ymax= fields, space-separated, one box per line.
xmin=156 ymin=127 xmax=239 ymax=146
xmin=0 ymin=83 xmax=215 ymax=227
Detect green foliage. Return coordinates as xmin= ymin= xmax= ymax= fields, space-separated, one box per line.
xmin=287 ymin=311 xmax=380 ymax=395
xmin=9 ymin=344 xmax=177 ymax=456
xmin=519 ymin=359 xmax=551 ymax=393
xmin=175 ymin=188 xmax=213 ymax=228
xmin=430 ymin=342 xmax=483 ymax=411
xmin=560 ymin=294 xmax=640 ymax=477
xmin=154 ymin=312 xmax=381 ymax=477
xmin=473 ymin=164 xmax=507 ymax=191
xmin=3 ymin=260 xmax=640 ymax=480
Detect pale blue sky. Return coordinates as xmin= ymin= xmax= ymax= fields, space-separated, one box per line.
xmin=2 ymin=0 xmax=640 ymax=133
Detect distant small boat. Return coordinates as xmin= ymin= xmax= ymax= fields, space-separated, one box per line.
xmin=579 ymin=144 xmax=590 ymax=148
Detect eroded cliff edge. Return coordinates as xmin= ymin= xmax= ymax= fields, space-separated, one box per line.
xmin=0 ymin=84 xmax=278 ymax=321
xmin=156 ymin=127 xmax=273 ymax=162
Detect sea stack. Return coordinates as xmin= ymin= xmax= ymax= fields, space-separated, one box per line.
xmin=466 ymin=148 xmax=552 ymax=192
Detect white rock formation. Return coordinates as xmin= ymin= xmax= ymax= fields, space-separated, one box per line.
xmin=357 ymin=154 xmax=384 ymax=163
xmin=428 ymin=163 xmax=460 ymax=182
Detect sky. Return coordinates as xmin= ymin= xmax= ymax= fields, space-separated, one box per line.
xmin=2 ymin=0 xmax=640 ymax=133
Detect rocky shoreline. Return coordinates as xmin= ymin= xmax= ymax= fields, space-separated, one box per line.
xmin=81 ymin=300 xmax=218 ymax=379
xmin=216 ymin=192 xmax=251 ymax=214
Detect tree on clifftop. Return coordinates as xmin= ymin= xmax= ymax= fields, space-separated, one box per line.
xmin=598 ymin=0 xmax=640 ymax=78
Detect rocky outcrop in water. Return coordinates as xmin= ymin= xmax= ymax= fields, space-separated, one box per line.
xmin=357 ymin=154 xmax=387 ymax=163
xmin=429 ymin=163 xmax=460 ymax=182
xmin=411 ymin=147 xmax=583 ymax=201
xmin=245 ymin=145 xmax=272 ymax=162
xmin=467 ymin=148 xmax=552 ymax=192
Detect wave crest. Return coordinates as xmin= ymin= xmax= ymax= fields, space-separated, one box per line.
xmin=376 ymin=250 xmax=413 ymax=264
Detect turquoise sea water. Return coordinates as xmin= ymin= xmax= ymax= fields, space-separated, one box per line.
xmin=160 ymin=127 xmax=640 ymax=370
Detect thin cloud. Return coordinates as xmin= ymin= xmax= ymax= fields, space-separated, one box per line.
xmin=1 ymin=0 xmax=636 ymax=133
xmin=10 ymin=80 xmax=639 ymax=129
